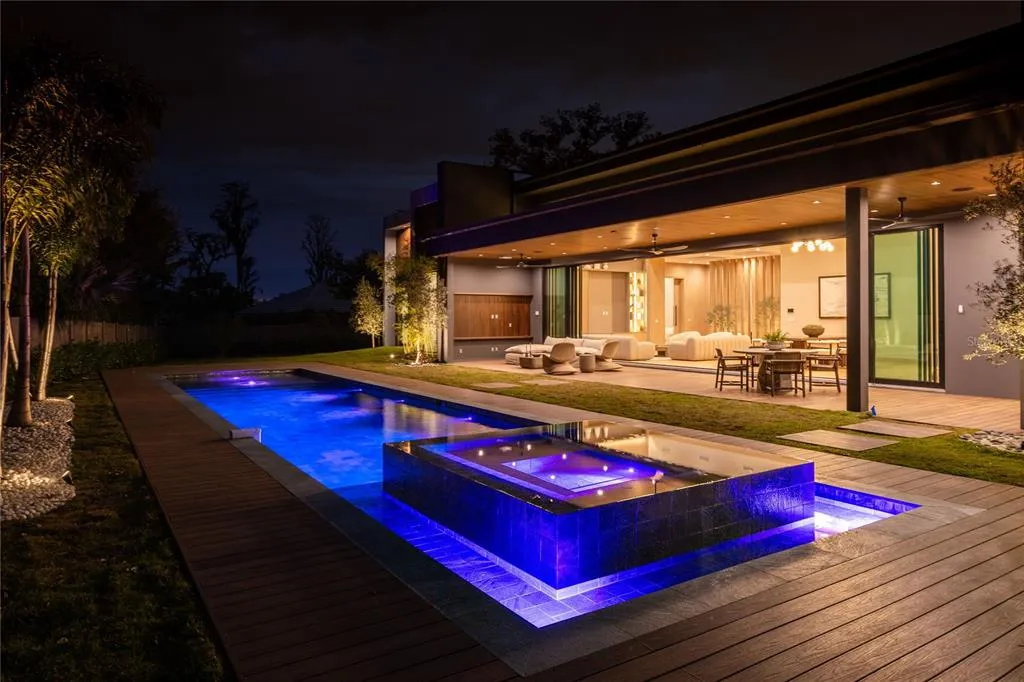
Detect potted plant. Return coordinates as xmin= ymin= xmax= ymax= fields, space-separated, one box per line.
xmin=763 ymin=330 xmax=788 ymax=350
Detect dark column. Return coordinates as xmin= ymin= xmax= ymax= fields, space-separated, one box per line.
xmin=846 ymin=187 xmax=870 ymax=412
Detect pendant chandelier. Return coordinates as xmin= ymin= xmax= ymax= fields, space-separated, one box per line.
xmin=790 ymin=239 xmax=835 ymax=253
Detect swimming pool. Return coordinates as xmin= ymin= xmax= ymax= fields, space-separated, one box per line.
xmin=174 ymin=369 xmax=917 ymax=627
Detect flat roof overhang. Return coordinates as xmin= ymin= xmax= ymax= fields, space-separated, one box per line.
xmin=440 ymin=152 xmax=1020 ymax=264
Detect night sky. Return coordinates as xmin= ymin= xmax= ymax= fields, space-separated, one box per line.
xmin=3 ymin=2 xmax=1019 ymax=296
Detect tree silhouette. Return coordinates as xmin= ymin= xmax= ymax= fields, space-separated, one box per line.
xmin=489 ymin=103 xmax=657 ymax=177
xmin=210 ymin=181 xmax=259 ymax=300
xmin=301 ymin=214 xmax=341 ymax=285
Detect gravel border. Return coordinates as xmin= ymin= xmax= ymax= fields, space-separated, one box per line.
xmin=960 ymin=429 xmax=1024 ymax=455
xmin=1 ymin=399 xmax=76 ymax=523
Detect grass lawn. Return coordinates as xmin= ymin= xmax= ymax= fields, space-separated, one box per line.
xmin=280 ymin=347 xmax=1024 ymax=487
xmin=0 ymin=378 xmax=227 ymax=682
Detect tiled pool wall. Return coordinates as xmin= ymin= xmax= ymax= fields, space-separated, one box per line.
xmin=383 ymin=440 xmax=815 ymax=594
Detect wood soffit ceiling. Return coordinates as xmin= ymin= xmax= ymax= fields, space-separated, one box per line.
xmin=447 ymin=155 xmax=1017 ymax=263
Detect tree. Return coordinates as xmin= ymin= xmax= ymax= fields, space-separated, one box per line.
xmin=377 ymin=255 xmax=446 ymax=364
xmin=210 ymin=181 xmax=259 ymax=301
xmin=301 ymin=214 xmax=341 ymax=285
xmin=335 ymin=249 xmax=381 ymax=299
xmin=489 ymin=103 xmax=658 ymax=177
xmin=351 ymin=276 xmax=384 ymax=348
xmin=2 ymin=38 xmax=161 ymax=425
xmin=963 ymin=158 xmax=1024 ymax=427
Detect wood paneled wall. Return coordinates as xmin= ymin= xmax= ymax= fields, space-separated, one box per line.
xmin=453 ymin=294 xmax=532 ymax=340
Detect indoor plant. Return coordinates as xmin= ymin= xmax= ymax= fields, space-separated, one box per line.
xmin=763 ymin=330 xmax=788 ymax=350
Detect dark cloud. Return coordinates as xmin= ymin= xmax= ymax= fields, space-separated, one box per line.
xmin=3 ymin=1 xmax=1019 ymax=295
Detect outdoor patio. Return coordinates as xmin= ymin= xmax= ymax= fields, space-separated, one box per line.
xmin=103 ymin=360 xmax=1024 ymax=681
xmin=462 ymin=359 xmax=1023 ymax=433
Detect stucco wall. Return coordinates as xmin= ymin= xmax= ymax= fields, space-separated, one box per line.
xmin=943 ymin=215 xmax=1021 ymax=400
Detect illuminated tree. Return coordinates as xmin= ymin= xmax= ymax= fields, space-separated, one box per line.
xmin=350 ymin=276 xmax=383 ymax=348
xmin=377 ymin=255 xmax=447 ymax=364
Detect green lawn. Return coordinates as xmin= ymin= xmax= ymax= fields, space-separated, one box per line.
xmin=0 ymin=378 xmax=227 ymax=682
xmin=286 ymin=347 xmax=1024 ymax=487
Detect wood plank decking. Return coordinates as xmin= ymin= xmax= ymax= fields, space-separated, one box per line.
xmin=104 ymin=367 xmax=1024 ymax=682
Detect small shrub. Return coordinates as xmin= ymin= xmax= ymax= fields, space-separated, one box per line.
xmin=34 ymin=340 xmax=165 ymax=384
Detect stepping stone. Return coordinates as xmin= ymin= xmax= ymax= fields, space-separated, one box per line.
xmin=472 ymin=382 xmax=520 ymax=389
xmin=520 ymin=379 xmax=568 ymax=386
xmin=780 ymin=429 xmax=897 ymax=451
xmin=839 ymin=421 xmax=951 ymax=438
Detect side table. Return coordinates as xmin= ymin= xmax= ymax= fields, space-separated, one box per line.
xmin=578 ymin=354 xmax=597 ymax=373
xmin=519 ymin=354 xmax=543 ymax=370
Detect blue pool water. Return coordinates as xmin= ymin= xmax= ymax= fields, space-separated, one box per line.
xmin=175 ymin=370 xmax=916 ymax=628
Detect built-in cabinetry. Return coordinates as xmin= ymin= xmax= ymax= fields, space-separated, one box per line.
xmin=453 ymin=294 xmax=532 ymax=340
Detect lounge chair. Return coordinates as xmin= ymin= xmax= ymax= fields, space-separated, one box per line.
xmin=543 ymin=342 xmax=579 ymax=375
xmin=595 ymin=341 xmax=623 ymax=371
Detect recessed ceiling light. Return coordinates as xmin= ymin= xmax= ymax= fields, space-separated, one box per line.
xmin=602 ymin=246 xmax=608 ymax=249
xmin=930 ymin=180 xmax=941 ymax=186
xmin=499 ymin=256 xmax=513 ymax=260
xmin=549 ymin=242 xmax=556 ymax=246
xmin=988 ymin=193 xmax=997 ymax=197
xmin=780 ymin=222 xmax=788 ymax=226
xmin=723 ymin=215 xmax=731 ymax=219
xmin=478 ymin=253 xmax=484 ymax=257
xmin=812 ymin=200 xmax=822 ymax=205
xmin=511 ymin=248 xmax=517 ymax=252
xmin=755 ymin=248 xmax=761 ymax=252
xmin=561 ymin=251 xmax=567 ymax=255
xmin=597 ymin=235 xmax=603 ymax=239
xmin=709 ymin=232 xmax=716 ymax=235
xmin=870 ymin=209 xmax=879 ymax=213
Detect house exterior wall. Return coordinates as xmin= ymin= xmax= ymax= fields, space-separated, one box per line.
xmin=943 ymin=215 xmax=1021 ymax=399
xmin=445 ymin=260 xmax=542 ymax=362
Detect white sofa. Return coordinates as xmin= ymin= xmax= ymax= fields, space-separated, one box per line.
xmin=504 ymin=334 xmax=655 ymax=364
xmin=666 ymin=331 xmax=752 ymax=361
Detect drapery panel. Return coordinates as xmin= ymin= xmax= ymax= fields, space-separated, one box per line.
xmin=708 ymin=256 xmax=781 ymax=337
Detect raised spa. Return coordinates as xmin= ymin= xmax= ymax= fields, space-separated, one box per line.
xmin=384 ymin=421 xmax=815 ymax=596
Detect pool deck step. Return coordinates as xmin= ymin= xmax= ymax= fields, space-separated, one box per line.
xmin=103 ymin=363 xmax=1024 ymax=682
xmin=839 ymin=420 xmax=952 ymax=438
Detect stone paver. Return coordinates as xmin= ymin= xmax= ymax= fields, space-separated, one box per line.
xmin=839 ymin=420 xmax=951 ymax=438
xmin=781 ymin=429 xmax=898 ymax=451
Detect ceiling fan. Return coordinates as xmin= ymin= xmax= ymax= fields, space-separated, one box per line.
xmin=870 ymin=197 xmax=912 ymax=229
xmin=495 ymin=255 xmax=544 ymax=269
xmin=621 ymin=231 xmax=690 ymax=257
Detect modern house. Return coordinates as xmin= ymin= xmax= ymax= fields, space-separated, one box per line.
xmin=383 ymin=23 xmax=1024 ymax=412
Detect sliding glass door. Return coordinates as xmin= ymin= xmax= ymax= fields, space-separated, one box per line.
xmin=870 ymin=225 xmax=943 ymax=387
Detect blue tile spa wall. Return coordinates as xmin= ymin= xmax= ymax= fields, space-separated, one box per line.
xmin=383 ymin=442 xmax=815 ymax=593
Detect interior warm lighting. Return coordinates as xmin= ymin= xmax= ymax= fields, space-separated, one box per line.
xmin=930 ymin=180 xmax=941 ymax=186
xmin=478 ymin=253 xmax=484 ymax=257
xmin=723 ymin=215 xmax=731 ymax=219
xmin=597 ymin=235 xmax=603 ymax=239
xmin=791 ymin=239 xmax=835 ymax=253
xmin=870 ymin=209 xmax=879 ymax=213
xmin=988 ymin=193 xmax=997 ymax=197
xmin=549 ymin=242 xmax=556 ymax=246
xmin=561 ymin=251 xmax=567 ymax=255
xmin=499 ymin=255 xmax=513 ymax=259
xmin=709 ymin=232 xmax=716 ymax=235
xmin=780 ymin=222 xmax=787 ymax=225
xmin=812 ymin=200 xmax=822 ymax=205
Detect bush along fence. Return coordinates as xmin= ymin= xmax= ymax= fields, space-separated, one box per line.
xmin=10 ymin=318 xmax=155 ymax=349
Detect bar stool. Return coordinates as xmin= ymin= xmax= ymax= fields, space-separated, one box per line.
xmin=807 ymin=354 xmax=842 ymax=393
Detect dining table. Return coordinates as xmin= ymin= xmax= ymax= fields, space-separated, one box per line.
xmin=737 ymin=347 xmax=827 ymax=393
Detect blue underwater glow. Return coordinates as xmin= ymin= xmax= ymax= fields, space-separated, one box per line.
xmin=177 ymin=370 xmax=918 ymax=628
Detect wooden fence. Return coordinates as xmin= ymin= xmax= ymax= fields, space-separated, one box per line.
xmin=9 ymin=318 xmax=155 ymax=349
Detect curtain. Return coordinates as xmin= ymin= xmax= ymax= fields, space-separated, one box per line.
xmin=708 ymin=256 xmax=781 ymax=337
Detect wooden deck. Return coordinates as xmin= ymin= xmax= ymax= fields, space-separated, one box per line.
xmin=104 ymin=366 xmax=1024 ymax=682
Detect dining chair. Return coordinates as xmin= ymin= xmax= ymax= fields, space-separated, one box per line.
xmin=807 ymin=354 xmax=842 ymax=393
xmin=714 ymin=348 xmax=749 ymax=391
xmin=765 ymin=351 xmax=806 ymax=397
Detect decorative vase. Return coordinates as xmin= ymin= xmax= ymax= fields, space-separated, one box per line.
xmin=802 ymin=324 xmax=825 ymax=338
